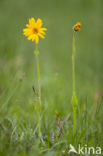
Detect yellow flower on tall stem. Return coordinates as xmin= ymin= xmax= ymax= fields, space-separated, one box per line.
xmin=23 ymin=18 xmax=47 ymax=44
xmin=72 ymin=22 xmax=81 ymax=136
xmin=23 ymin=18 xmax=47 ymax=139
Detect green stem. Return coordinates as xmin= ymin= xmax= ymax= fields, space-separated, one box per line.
xmin=35 ymin=44 xmax=41 ymax=138
xmin=73 ymin=107 xmax=76 ymax=136
xmin=72 ymin=31 xmax=76 ymax=95
xmin=72 ymin=31 xmax=77 ymax=136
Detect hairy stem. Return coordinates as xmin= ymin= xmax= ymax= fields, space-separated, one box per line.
xmin=72 ymin=31 xmax=76 ymax=95
xmin=72 ymin=31 xmax=77 ymax=136
xmin=35 ymin=44 xmax=41 ymax=138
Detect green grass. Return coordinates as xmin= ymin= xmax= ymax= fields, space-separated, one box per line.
xmin=0 ymin=0 xmax=103 ymax=155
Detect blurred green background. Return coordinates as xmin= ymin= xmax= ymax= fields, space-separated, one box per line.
xmin=0 ymin=0 xmax=103 ymax=155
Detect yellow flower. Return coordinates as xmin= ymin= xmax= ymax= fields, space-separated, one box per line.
xmin=73 ymin=22 xmax=82 ymax=31
xmin=23 ymin=18 xmax=47 ymax=44
xmin=62 ymin=150 xmax=65 ymax=153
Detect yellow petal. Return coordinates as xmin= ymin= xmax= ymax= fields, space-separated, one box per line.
xmin=23 ymin=28 xmax=32 ymax=36
xmin=29 ymin=18 xmax=35 ymax=26
xmin=35 ymin=35 xmax=39 ymax=44
xmin=37 ymin=18 xmax=42 ymax=28
xmin=38 ymin=33 xmax=45 ymax=39
xmin=27 ymin=35 xmax=32 ymax=40
xmin=32 ymin=35 xmax=36 ymax=42
xmin=40 ymin=28 xmax=47 ymax=31
xmin=39 ymin=30 xmax=46 ymax=35
xmin=27 ymin=34 xmax=35 ymax=41
xmin=26 ymin=24 xmax=30 ymax=28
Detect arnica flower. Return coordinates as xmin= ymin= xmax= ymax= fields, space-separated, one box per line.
xmin=73 ymin=22 xmax=82 ymax=31
xmin=62 ymin=150 xmax=66 ymax=154
xmin=23 ymin=18 xmax=47 ymax=44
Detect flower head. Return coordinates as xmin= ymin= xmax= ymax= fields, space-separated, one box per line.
xmin=62 ymin=150 xmax=66 ymax=154
xmin=73 ymin=22 xmax=82 ymax=31
xmin=23 ymin=18 xmax=47 ymax=44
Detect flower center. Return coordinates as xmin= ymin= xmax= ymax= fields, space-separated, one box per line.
xmin=33 ymin=28 xmax=38 ymax=34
